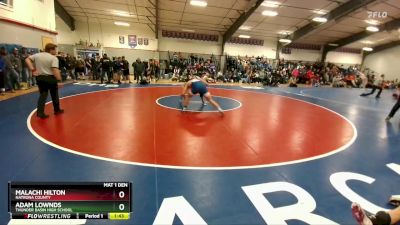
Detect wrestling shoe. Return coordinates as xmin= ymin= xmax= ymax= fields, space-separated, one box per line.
xmin=389 ymin=195 xmax=400 ymax=206
xmin=218 ymin=108 xmax=224 ymax=116
xmin=54 ymin=109 xmax=65 ymax=115
xmin=37 ymin=113 xmax=49 ymax=119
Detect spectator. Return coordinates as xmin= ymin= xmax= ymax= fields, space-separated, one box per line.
xmin=122 ymin=56 xmax=130 ymax=83
xmin=10 ymin=48 xmax=22 ymax=86
xmin=65 ymin=54 xmax=75 ymax=81
xmin=132 ymin=58 xmax=145 ymax=84
xmin=20 ymin=48 xmax=30 ymax=88
xmin=160 ymin=60 xmax=166 ymax=79
xmin=100 ymin=54 xmax=112 ymax=84
xmin=0 ymin=48 xmax=5 ymax=95
xmin=3 ymin=48 xmax=20 ymax=92
xmin=57 ymin=52 xmax=67 ymax=82
xmin=84 ymin=56 xmax=92 ymax=78
xmin=75 ymin=56 xmax=85 ymax=80
xmin=91 ymin=55 xmax=101 ymax=81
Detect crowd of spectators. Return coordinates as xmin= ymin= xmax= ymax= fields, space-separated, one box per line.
xmin=59 ymin=54 xmax=171 ymax=85
xmin=224 ymin=55 xmax=399 ymax=89
xmin=225 ymin=56 xmax=281 ymax=86
xmin=167 ymin=52 xmax=218 ymax=82
xmin=0 ymin=47 xmax=35 ymax=95
xmin=1 ymin=49 xmax=398 ymax=97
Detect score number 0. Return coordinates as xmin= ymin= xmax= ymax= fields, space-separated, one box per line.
xmin=118 ymin=191 xmax=125 ymax=211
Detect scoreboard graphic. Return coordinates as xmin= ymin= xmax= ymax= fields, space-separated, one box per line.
xmin=8 ymin=182 xmax=132 ymax=220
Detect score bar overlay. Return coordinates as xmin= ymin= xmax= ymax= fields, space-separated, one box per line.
xmin=8 ymin=182 xmax=132 ymax=220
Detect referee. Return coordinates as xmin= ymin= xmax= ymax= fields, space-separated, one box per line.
xmin=25 ymin=43 xmax=64 ymax=119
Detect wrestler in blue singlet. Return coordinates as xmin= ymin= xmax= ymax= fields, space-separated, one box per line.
xmin=190 ymin=78 xmax=207 ymax=98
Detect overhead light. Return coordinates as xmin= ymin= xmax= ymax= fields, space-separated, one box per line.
xmin=112 ymin=10 xmax=135 ymax=17
xmin=278 ymin=30 xmax=292 ymax=35
xmin=365 ymin=19 xmax=379 ymax=25
xmin=360 ymin=40 xmax=374 ymax=44
xmin=312 ymin=9 xmax=327 ymax=15
xmin=239 ymin=26 xmax=252 ymax=30
xmin=312 ymin=17 xmax=327 ymax=23
xmin=114 ymin=21 xmax=130 ymax=26
xmin=262 ymin=10 xmax=278 ymax=16
xmin=366 ymin=26 xmax=379 ymax=32
xmin=190 ymin=0 xmax=207 ymax=7
xmin=279 ymin=38 xmax=291 ymax=43
xmin=362 ymin=47 xmax=373 ymax=51
xmin=262 ymin=1 xmax=280 ymax=8
xmin=328 ymin=43 xmax=339 ymax=46
xmin=182 ymin=29 xmax=195 ymax=32
xmin=239 ymin=35 xmax=251 ymax=39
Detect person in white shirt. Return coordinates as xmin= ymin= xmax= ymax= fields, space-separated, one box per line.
xmin=25 ymin=43 xmax=64 ymax=119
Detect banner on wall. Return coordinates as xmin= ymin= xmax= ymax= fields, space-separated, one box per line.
xmin=119 ymin=36 xmax=124 ymax=44
xmin=41 ymin=36 xmax=54 ymax=49
xmin=138 ymin=38 xmax=143 ymax=45
xmin=128 ymin=35 xmax=137 ymax=48
xmin=144 ymin=38 xmax=149 ymax=46
xmin=161 ymin=30 xmax=219 ymax=42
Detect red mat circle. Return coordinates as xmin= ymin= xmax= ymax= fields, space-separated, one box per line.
xmin=29 ymin=87 xmax=356 ymax=169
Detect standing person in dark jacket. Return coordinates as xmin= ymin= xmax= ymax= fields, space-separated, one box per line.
xmin=3 ymin=48 xmax=20 ymax=92
xmin=20 ymin=47 xmax=30 ymax=87
xmin=132 ymin=58 xmax=145 ymax=84
xmin=113 ymin=57 xmax=123 ymax=84
xmin=91 ymin=55 xmax=100 ymax=80
xmin=100 ymin=54 xmax=112 ymax=84
xmin=10 ymin=48 xmax=22 ymax=85
xmin=0 ymin=49 xmax=5 ymax=95
xmin=122 ymin=56 xmax=130 ymax=83
xmin=75 ymin=56 xmax=85 ymax=80
xmin=57 ymin=52 xmax=67 ymax=82
xmin=66 ymin=54 xmax=75 ymax=82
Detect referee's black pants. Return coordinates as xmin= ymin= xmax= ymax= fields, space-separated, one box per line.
xmin=388 ymin=100 xmax=400 ymax=118
xmin=361 ymin=85 xmax=383 ymax=97
xmin=36 ymin=75 xmax=61 ymax=116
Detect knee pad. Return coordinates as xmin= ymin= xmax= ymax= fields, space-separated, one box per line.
xmin=372 ymin=211 xmax=391 ymax=225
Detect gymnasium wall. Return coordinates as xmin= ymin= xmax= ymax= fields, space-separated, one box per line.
xmin=55 ymin=19 xmax=365 ymax=69
xmin=280 ymin=49 xmax=322 ymax=62
xmin=0 ymin=21 xmax=56 ymax=49
xmin=103 ymin=47 xmax=159 ymax=61
xmin=0 ymin=0 xmax=56 ymax=49
xmin=0 ymin=0 xmax=56 ymax=31
xmin=326 ymin=51 xmax=362 ymax=66
xmin=56 ymin=19 xmax=158 ymax=51
xmin=55 ymin=17 xmax=79 ymax=46
xmin=279 ymin=49 xmax=362 ymax=66
xmin=224 ymin=39 xmax=276 ymax=59
xmin=363 ymin=45 xmax=400 ymax=81
xmin=158 ymin=36 xmax=222 ymax=55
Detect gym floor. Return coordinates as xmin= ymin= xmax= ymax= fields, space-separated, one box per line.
xmin=1 ymin=83 xmax=399 ymax=225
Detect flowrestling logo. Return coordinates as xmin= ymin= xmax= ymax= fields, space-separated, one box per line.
xmin=368 ymin=11 xmax=388 ymax=18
